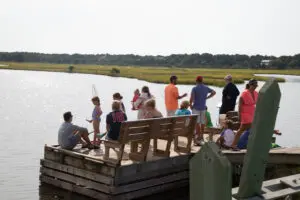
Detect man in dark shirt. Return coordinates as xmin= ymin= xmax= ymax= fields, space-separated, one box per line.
xmin=106 ymin=101 xmax=128 ymax=140
xmin=220 ymin=75 xmax=240 ymax=115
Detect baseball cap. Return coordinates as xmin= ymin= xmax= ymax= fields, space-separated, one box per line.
xmin=196 ymin=76 xmax=203 ymax=82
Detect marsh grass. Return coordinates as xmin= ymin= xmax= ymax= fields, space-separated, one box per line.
xmin=1 ymin=62 xmax=299 ymax=87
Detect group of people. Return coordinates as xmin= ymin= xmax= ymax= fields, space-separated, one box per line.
xmin=58 ymin=73 xmax=270 ymax=151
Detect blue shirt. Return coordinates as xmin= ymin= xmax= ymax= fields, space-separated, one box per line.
xmin=175 ymin=109 xmax=191 ymax=116
xmin=191 ymin=84 xmax=213 ymax=111
xmin=237 ymin=129 xmax=251 ymax=149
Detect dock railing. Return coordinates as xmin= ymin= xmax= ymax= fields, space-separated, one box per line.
xmin=190 ymin=78 xmax=300 ymax=200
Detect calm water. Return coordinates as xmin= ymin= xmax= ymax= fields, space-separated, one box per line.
xmin=0 ymin=69 xmax=300 ymax=200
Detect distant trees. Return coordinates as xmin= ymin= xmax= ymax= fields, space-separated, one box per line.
xmin=0 ymin=52 xmax=299 ymax=69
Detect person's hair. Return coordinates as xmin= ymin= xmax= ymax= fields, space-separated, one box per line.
xmin=142 ymin=86 xmax=151 ymax=98
xmin=113 ymin=93 xmax=123 ymax=100
xmin=134 ymin=89 xmax=140 ymax=94
xmin=225 ymin=120 xmax=234 ymax=129
xmin=205 ymin=106 xmax=208 ymax=110
xmin=63 ymin=111 xmax=72 ymax=122
xmin=91 ymin=96 xmax=100 ymax=103
xmin=145 ymin=99 xmax=156 ymax=109
xmin=180 ymin=100 xmax=189 ymax=109
xmin=248 ymin=79 xmax=258 ymax=86
xmin=170 ymin=75 xmax=177 ymax=83
xmin=112 ymin=100 xmax=121 ymax=111
xmin=245 ymin=83 xmax=250 ymax=89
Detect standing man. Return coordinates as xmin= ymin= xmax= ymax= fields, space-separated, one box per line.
xmin=219 ymin=75 xmax=240 ymax=115
xmin=190 ymin=76 xmax=216 ymax=145
xmin=165 ymin=75 xmax=187 ymax=116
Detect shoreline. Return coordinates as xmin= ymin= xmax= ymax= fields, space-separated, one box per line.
xmin=1 ymin=62 xmax=300 ymax=87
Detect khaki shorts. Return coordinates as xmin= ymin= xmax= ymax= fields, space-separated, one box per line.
xmin=192 ymin=109 xmax=206 ymax=124
xmin=166 ymin=110 xmax=176 ymax=117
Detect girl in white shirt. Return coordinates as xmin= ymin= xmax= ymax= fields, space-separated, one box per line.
xmin=216 ymin=120 xmax=235 ymax=149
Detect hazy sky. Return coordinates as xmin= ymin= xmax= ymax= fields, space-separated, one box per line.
xmin=1 ymin=0 xmax=299 ymax=56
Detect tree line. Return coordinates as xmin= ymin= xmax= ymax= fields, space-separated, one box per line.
xmin=0 ymin=52 xmax=300 ymax=69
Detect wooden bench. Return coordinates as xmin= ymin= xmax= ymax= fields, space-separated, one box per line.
xmin=103 ymin=115 xmax=198 ymax=165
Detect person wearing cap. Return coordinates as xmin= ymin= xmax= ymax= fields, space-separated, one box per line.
xmin=113 ymin=92 xmax=126 ymax=113
xmin=190 ymin=76 xmax=216 ymax=145
xmin=220 ymin=74 xmax=240 ymax=115
xmin=164 ymin=76 xmax=187 ymax=116
xmin=58 ymin=112 xmax=98 ymax=150
xmin=231 ymin=79 xmax=258 ymax=148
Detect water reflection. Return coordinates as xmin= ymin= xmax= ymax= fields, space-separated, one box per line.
xmin=0 ymin=69 xmax=299 ymax=200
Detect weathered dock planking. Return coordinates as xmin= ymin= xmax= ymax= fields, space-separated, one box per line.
xmin=40 ymin=140 xmax=300 ymax=199
xmin=40 ymin=113 xmax=300 ymax=200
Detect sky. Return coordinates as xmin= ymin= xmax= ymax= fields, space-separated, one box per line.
xmin=0 ymin=0 xmax=300 ymax=56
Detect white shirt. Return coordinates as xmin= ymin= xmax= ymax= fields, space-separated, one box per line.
xmin=222 ymin=129 xmax=235 ymax=146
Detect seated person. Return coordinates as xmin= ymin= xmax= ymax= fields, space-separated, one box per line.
xmin=106 ymin=101 xmax=128 ymax=140
xmin=144 ymin=99 xmax=163 ymax=119
xmin=216 ymin=120 xmax=235 ymax=149
xmin=205 ymin=106 xmax=213 ymax=128
xmin=175 ymin=100 xmax=191 ymax=116
xmin=113 ymin=93 xmax=126 ymax=113
xmin=237 ymin=129 xmax=250 ymax=149
xmin=58 ymin=111 xmax=98 ymax=150
xmin=237 ymin=129 xmax=282 ymax=149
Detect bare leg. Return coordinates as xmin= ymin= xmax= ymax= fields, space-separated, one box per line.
xmin=80 ymin=131 xmax=92 ymax=145
xmin=93 ymin=120 xmax=100 ymax=145
xmin=231 ymin=123 xmax=251 ymax=147
xmin=199 ymin=123 xmax=205 ymax=140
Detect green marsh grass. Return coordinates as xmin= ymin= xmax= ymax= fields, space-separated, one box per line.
xmin=1 ymin=62 xmax=300 ymax=87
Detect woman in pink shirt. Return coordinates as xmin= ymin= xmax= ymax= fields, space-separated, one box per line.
xmin=231 ymin=79 xmax=258 ymax=148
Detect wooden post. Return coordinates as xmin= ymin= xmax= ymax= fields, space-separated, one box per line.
xmin=237 ymin=79 xmax=281 ymax=198
xmin=190 ymin=142 xmax=232 ymax=200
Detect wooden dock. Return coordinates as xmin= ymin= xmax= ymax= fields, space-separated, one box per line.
xmin=40 ymin=137 xmax=300 ymax=200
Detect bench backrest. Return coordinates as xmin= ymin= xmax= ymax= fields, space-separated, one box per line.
xmin=118 ymin=115 xmax=197 ymax=142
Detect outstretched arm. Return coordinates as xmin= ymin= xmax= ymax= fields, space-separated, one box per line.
xmin=206 ymin=90 xmax=216 ymax=99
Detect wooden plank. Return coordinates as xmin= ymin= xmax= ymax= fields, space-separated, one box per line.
xmin=112 ymin=171 xmax=188 ymax=194
xmin=44 ymin=146 xmax=116 ymax=176
xmin=127 ymin=126 xmax=150 ymax=134
xmin=115 ymin=155 xmax=190 ymax=185
xmin=113 ymin=179 xmax=189 ymax=200
xmin=40 ymin=167 xmax=112 ymax=193
xmin=40 ymin=175 xmax=110 ymax=200
xmin=64 ymin=156 xmax=116 ymax=176
xmin=41 ymin=159 xmax=114 ymax=185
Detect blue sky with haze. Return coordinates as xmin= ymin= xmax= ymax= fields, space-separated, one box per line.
xmin=0 ymin=0 xmax=299 ymax=56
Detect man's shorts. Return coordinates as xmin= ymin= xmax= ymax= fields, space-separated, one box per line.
xmin=66 ymin=134 xmax=81 ymax=150
xmin=192 ymin=109 xmax=206 ymax=124
xmin=166 ymin=110 xmax=176 ymax=117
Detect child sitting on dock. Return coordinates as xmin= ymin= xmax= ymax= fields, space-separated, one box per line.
xmin=131 ymin=89 xmax=140 ymax=110
xmin=58 ymin=112 xmax=99 ymax=150
xmin=86 ymin=96 xmax=103 ymax=145
xmin=106 ymin=101 xmax=128 ymax=140
xmin=113 ymin=93 xmax=126 ymax=113
xmin=144 ymin=99 xmax=163 ymax=119
xmin=175 ymin=100 xmax=191 ymax=116
xmin=216 ymin=120 xmax=235 ymax=149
